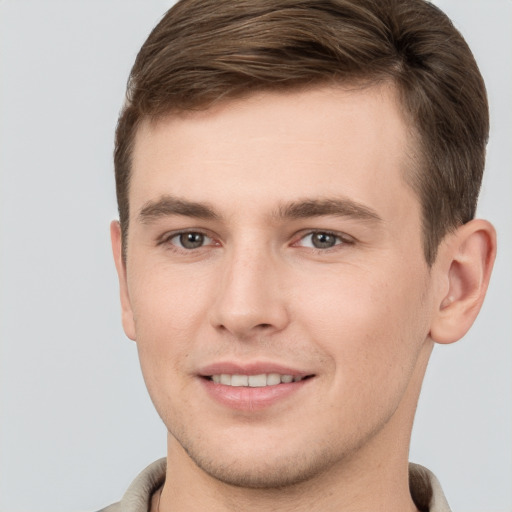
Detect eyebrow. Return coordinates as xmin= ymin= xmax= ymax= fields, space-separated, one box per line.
xmin=137 ymin=195 xmax=382 ymax=224
xmin=138 ymin=195 xmax=219 ymax=223
xmin=275 ymin=198 xmax=382 ymax=223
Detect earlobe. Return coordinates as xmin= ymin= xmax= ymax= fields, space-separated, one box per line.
xmin=430 ymin=219 xmax=496 ymax=344
xmin=110 ymin=220 xmax=137 ymax=341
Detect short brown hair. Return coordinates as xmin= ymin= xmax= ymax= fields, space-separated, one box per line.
xmin=114 ymin=0 xmax=488 ymax=265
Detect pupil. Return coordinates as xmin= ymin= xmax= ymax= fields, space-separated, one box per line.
xmin=180 ymin=232 xmax=204 ymax=249
xmin=313 ymin=232 xmax=335 ymax=248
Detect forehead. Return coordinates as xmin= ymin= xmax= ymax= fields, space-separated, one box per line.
xmin=130 ymin=84 xmax=419 ymax=223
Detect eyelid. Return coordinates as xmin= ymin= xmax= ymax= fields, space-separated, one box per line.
xmin=293 ymin=229 xmax=355 ymax=248
xmin=156 ymin=228 xmax=354 ymax=250
xmin=157 ymin=229 xmax=218 ymax=248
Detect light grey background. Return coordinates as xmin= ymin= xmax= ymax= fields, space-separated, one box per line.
xmin=0 ymin=1 xmax=510 ymax=511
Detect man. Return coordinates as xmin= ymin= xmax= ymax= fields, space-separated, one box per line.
xmin=104 ymin=0 xmax=496 ymax=510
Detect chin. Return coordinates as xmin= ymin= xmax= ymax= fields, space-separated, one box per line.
xmin=194 ymin=456 xmax=328 ymax=489
xmin=178 ymin=434 xmax=341 ymax=489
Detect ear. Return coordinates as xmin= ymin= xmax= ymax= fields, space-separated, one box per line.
xmin=430 ymin=219 xmax=496 ymax=344
xmin=110 ymin=220 xmax=136 ymax=341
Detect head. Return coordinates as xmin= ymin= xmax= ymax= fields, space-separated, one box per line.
xmin=115 ymin=0 xmax=489 ymax=266
xmin=110 ymin=0 xmax=495 ymax=499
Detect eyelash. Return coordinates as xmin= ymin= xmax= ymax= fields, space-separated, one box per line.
xmin=158 ymin=229 xmax=354 ymax=252
xmin=158 ymin=230 xmax=216 ymax=250
xmin=293 ymin=230 xmax=354 ymax=251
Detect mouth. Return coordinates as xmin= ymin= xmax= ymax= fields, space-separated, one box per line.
xmin=204 ymin=373 xmax=313 ymax=387
xmin=198 ymin=364 xmax=315 ymax=410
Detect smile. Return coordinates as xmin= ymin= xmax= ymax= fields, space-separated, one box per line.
xmin=209 ymin=373 xmax=309 ymax=387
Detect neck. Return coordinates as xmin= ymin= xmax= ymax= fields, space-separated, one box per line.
xmin=159 ymin=341 xmax=433 ymax=512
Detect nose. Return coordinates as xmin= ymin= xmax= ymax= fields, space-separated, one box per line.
xmin=209 ymin=246 xmax=290 ymax=340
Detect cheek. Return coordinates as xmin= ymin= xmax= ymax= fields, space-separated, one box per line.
xmin=126 ymin=268 xmax=206 ymax=388
xmin=293 ymin=263 xmax=430 ymax=381
xmin=296 ymin=268 xmax=431 ymax=435
xmin=129 ymin=259 xmax=213 ymax=332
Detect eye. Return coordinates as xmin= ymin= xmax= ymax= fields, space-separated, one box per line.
xmin=298 ymin=231 xmax=349 ymax=249
xmin=169 ymin=231 xmax=213 ymax=249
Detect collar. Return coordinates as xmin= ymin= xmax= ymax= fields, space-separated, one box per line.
xmin=111 ymin=458 xmax=451 ymax=512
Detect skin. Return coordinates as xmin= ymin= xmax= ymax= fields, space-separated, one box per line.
xmin=111 ymin=84 xmax=496 ymax=511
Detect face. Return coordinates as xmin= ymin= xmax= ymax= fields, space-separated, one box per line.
xmin=113 ymin=85 xmax=437 ymax=488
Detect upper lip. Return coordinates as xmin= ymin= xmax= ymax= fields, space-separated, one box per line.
xmin=198 ymin=361 xmax=313 ymax=378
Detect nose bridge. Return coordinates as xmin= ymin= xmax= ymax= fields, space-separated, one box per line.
xmin=209 ymin=238 xmax=289 ymax=338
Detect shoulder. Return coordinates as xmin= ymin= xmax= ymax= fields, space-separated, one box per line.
xmin=95 ymin=504 xmax=121 ymax=512
xmin=409 ymin=463 xmax=451 ymax=512
xmin=96 ymin=458 xmax=166 ymax=512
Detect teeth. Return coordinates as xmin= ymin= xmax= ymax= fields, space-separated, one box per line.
xmin=210 ymin=373 xmax=305 ymax=387
xmin=266 ymin=373 xmax=281 ymax=386
xmin=248 ymin=374 xmax=267 ymax=387
xmin=231 ymin=374 xmax=248 ymax=387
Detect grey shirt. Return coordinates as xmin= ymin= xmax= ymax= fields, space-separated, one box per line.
xmin=99 ymin=458 xmax=451 ymax=512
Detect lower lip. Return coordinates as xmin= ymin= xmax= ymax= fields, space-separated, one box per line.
xmin=201 ymin=378 xmax=310 ymax=411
